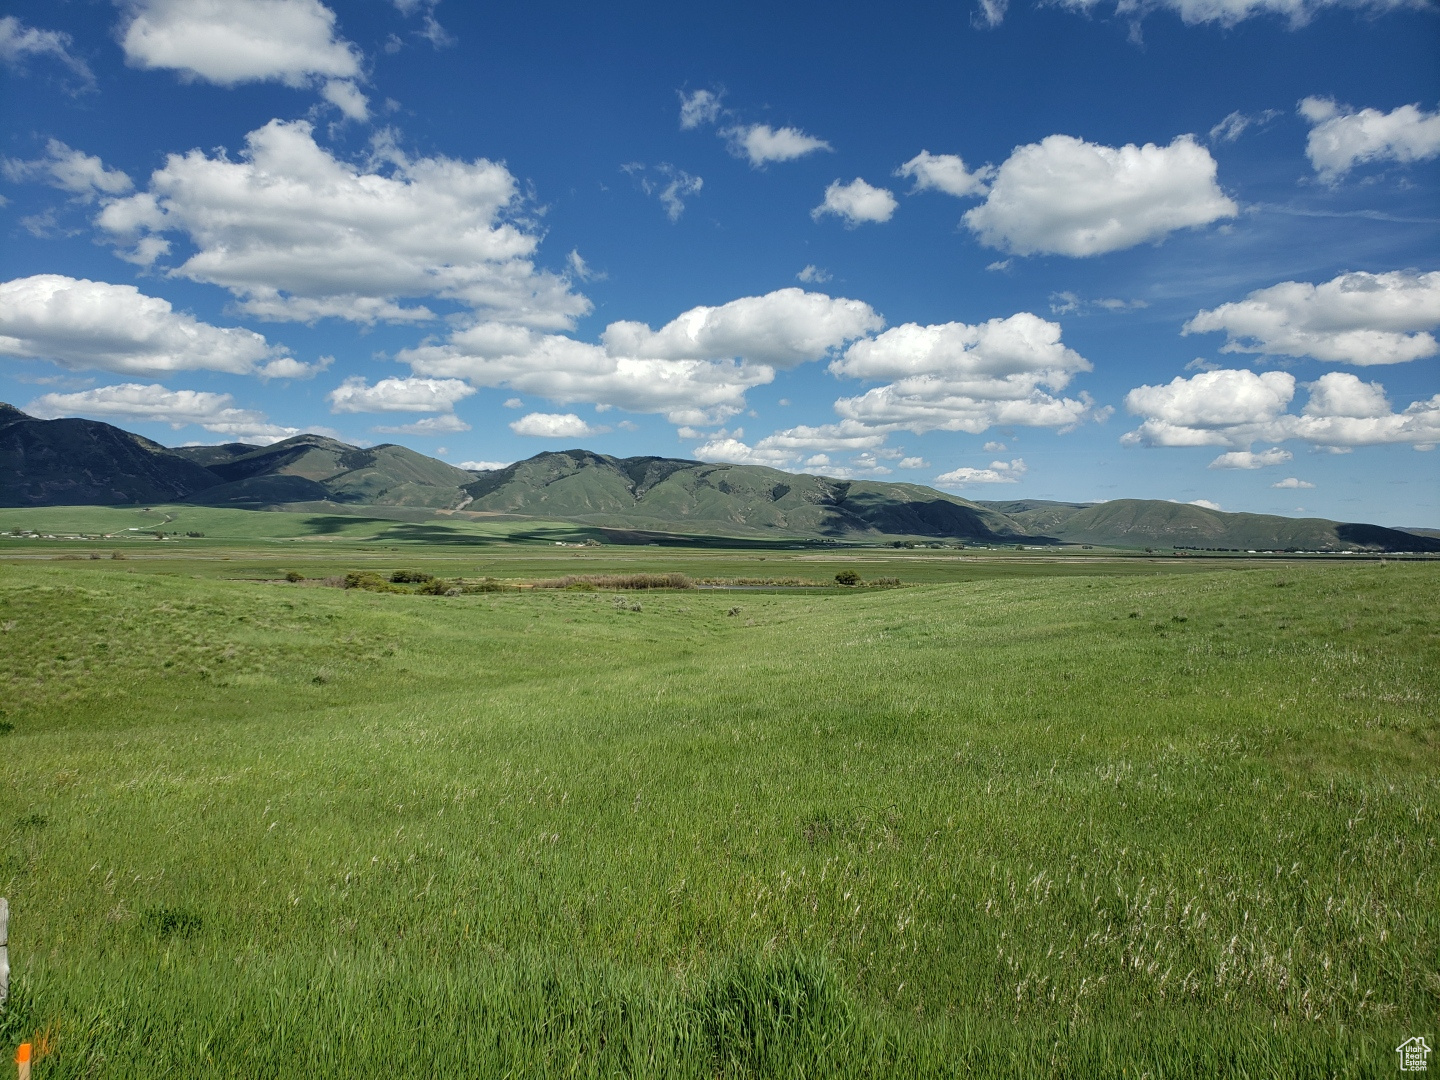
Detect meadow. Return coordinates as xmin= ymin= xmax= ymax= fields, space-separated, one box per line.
xmin=0 ymin=518 xmax=1435 ymax=1077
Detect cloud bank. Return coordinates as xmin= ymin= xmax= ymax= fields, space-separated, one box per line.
xmin=0 ymin=274 xmax=322 ymax=378
xmin=1124 ymin=368 xmax=1440 ymax=450
xmin=97 ymin=119 xmax=588 ymax=328
xmin=1184 ymin=270 xmax=1440 ymax=365
xmin=963 ymin=135 xmax=1236 ymax=256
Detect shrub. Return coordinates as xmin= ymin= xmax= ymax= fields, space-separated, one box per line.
xmin=110 ymin=551 xmax=126 ymax=560
xmin=532 ymin=573 xmax=694 ymax=591
xmin=867 ymin=576 xmax=901 ymax=587
xmin=343 ymin=571 xmax=404 ymax=593
xmin=285 ymin=570 xmax=304 ymax=583
xmin=460 ymin=578 xmax=510 ymax=593
xmin=390 ymin=569 xmax=436 ymax=584
xmin=834 ymin=569 xmax=861 ymax=586
xmin=414 ymin=577 xmax=453 ymax=595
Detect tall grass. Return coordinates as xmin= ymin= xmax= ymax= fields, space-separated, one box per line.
xmin=0 ymin=560 xmax=1435 ymax=1076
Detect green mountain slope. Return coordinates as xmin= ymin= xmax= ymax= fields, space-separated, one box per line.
xmin=2 ymin=404 xmax=1435 ymax=550
xmin=185 ymin=435 xmax=477 ymax=508
xmin=462 ymin=450 xmax=1034 ymax=541
xmin=983 ymin=498 xmax=1435 ymax=552
xmin=977 ymin=499 xmax=1095 ymax=535
xmin=0 ymin=404 xmax=222 ymax=508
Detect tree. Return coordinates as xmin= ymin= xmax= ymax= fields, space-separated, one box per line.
xmin=834 ymin=569 xmax=861 ymax=586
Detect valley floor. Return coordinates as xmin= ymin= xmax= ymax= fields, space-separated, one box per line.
xmin=0 ymin=552 xmax=1436 ymax=1077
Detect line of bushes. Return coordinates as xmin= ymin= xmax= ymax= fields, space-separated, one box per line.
xmin=531 ymin=573 xmax=695 ymax=590
xmin=289 ymin=569 xmax=902 ymax=596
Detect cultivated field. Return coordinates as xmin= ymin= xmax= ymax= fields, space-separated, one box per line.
xmin=0 ymin=517 xmax=1435 ymax=1077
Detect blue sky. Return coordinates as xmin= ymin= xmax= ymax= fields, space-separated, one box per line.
xmin=1 ymin=0 xmax=1437 ymax=525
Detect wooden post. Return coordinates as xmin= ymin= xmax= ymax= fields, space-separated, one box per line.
xmin=14 ymin=1043 xmax=28 ymax=1080
xmin=0 ymin=897 xmax=7 ymax=1010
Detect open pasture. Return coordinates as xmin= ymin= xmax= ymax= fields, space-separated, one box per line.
xmin=0 ymin=549 xmax=1436 ymax=1077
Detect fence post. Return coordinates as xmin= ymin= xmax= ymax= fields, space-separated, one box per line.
xmin=0 ymin=897 xmax=8 ymax=1010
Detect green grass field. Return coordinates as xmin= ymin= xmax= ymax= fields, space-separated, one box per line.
xmin=0 ymin=540 xmax=1436 ymax=1076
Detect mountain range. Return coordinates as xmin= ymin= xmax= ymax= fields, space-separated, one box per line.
xmin=2 ymin=403 xmax=1435 ymax=552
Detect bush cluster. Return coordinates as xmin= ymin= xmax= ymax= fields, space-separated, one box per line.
xmin=343 ymin=571 xmax=407 ymax=594
xmin=532 ymin=573 xmax=695 ymax=591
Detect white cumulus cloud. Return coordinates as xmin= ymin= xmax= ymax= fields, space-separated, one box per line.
xmin=25 ymin=382 xmax=305 ymax=443
xmin=1208 ymin=447 xmax=1293 ymax=468
xmin=1184 ymin=270 xmax=1440 ymax=366
xmin=402 ymin=325 xmax=771 ymax=427
xmin=119 ymin=0 xmax=362 ymax=88
xmin=693 ymin=420 xmax=898 ymax=476
xmin=602 ymin=288 xmax=881 ymax=368
xmin=0 ymin=274 xmax=324 ymax=378
xmin=935 ymin=459 xmax=1028 ymax=486
xmin=830 ymin=312 xmax=1095 ymax=435
xmin=724 ymin=124 xmax=832 ymax=167
xmin=895 ymin=151 xmax=993 ymax=198
xmin=812 ymin=178 xmax=898 ymax=226
xmin=320 ymin=77 xmax=370 ymax=121
xmin=458 ymin=460 xmax=511 ymax=472
xmin=1272 ymin=476 xmax=1315 ymax=489
xmin=3 ymin=140 xmax=133 ymax=200
xmin=1123 ymin=368 xmax=1296 ymax=446
xmin=1300 ymin=98 xmax=1440 ymax=181
xmin=1123 ymin=367 xmax=1440 ymax=450
xmin=509 ymin=412 xmax=606 ymax=438
xmin=372 ymin=414 xmax=470 ymax=435
xmin=96 ymin=119 xmax=588 ymax=328
xmin=327 ymin=375 xmax=476 ymax=414
xmin=962 ymin=134 xmax=1237 ymax=257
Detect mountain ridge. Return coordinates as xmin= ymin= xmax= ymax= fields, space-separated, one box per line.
xmin=1 ymin=403 xmax=1434 ymax=552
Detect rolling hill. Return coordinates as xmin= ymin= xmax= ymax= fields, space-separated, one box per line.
xmin=0 ymin=402 xmax=1435 ymax=551
xmin=979 ymin=498 xmax=1429 ymax=553
xmin=460 ymin=449 xmax=1033 ymax=542
xmin=0 ymin=401 xmax=221 ymax=507
xmin=170 ymin=435 xmax=478 ymax=508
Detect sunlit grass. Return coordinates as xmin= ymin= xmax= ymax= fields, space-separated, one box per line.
xmin=0 ymin=559 xmax=1435 ymax=1076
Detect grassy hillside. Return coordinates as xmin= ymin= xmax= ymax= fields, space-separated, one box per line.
xmin=987 ymin=498 xmax=1439 ymax=553
xmin=465 ymin=450 xmax=1032 ymax=540
xmin=0 ymin=557 xmax=1435 ymax=1076
xmin=3 ymin=407 xmax=1433 ymax=549
xmin=183 ymin=435 xmax=477 ymax=509
xmin=0 ymin=406 xmax=219 ymax=508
